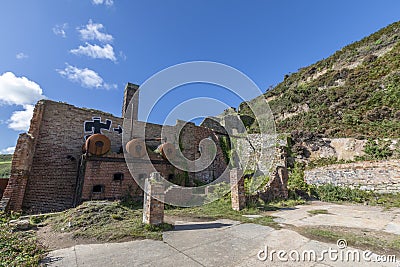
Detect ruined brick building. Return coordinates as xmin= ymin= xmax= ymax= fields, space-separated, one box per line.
xmin=0 ymin=83 xmax=228 ymax=214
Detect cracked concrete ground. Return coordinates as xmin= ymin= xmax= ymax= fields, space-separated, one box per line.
xmin=43 ymin=202 xmax=400 ymax=267
xmin=270 ymin=201 xmax=400 ymax=235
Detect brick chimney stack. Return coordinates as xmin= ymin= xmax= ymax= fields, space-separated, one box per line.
xmin=122 ymin=83 xmax=139 ymax=120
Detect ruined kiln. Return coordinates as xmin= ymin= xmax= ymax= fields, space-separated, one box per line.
xmin=0 ymin=83 xmax=227 ymax=213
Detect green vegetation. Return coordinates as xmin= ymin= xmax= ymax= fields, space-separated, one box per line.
xmin=0 ymin=154 xmax=12 ymax=178
xmin=238 ymin=21 xmax=400 ymax=138
xmin=46 ymin=201 xmax=172 ymax=241
xmin=315 ymin=184 xmax=400 ymax=208
xmin=286 ymin=160 xmax=400 ymax=208
xmin=307 ymin=209 xmax=329 ymax=215
xmin=165 ymin=198 xmax=279 ymax=228
xmin=306 ymin=157 xmax=353 ymax=169
xmin=362 ymin=138 xmax=393 ymax=160
xmin=219 ymin=135 xmax=232 ymax=165
xmin=0 ymin=211 xmax=45 ymax=266
xmin=300 ymin=226 xmax=400 ymax=257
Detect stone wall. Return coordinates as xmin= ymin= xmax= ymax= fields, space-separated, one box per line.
xmin=304 ymin=160 xmax=400 ymax=193
xmin=235 ymin=134 xmax=285 ymax=174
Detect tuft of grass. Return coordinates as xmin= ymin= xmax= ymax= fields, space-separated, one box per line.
xmin=47 ymin=201 xmax=173 ymax=241
xmin=314 ymin=184 xmax=400 ymax=209
xmin=299 ymin=226 xmax=400 ymax=257
xmin=0 ymin=211 xmax=45 ymax=266
xmin=307 ymin=209 xmax=329 ymax=215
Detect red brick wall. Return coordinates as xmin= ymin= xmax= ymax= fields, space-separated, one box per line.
xmin=0 ymin=179 xmax=9 ymax=199
xmin=82 ymin=157 xmax=142 ymax=201
xmin=3 ymin=98 xmax=228 ymax=213
xmin=2 ymin=133 xmax=36 ymax=211
xmin=21 ymin=100 xmax=125 ymax=213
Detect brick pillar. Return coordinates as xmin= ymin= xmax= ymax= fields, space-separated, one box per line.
xmin=143 ymin=173 xmax=165 ymax=225
xmin=1 ymin=133 xmax=35 ymax=211
xmin=230 ymin=168 xmax=245 ymax=211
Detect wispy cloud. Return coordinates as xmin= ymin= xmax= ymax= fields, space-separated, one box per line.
xmin=78 ymin=20 xmax=113 ymax=43
xmin=57 ymin=63 xmax=117 ymax=90
xmin=119 ymin=51 xmax=127 ymax=61
xmin=91 ymin=0 xmax=114 ymax=6
xmin=70 ymin=43 xmax=116 ymax=62
xmin=53 ymin=23 xmax=68 ymax=38
xmin=16 ymin=52 xmax=28 ymax=60
xmin=0 ymin=146 xmax=15 ymax=154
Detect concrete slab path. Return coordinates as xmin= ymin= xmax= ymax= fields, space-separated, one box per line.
xmin=43 ymin=202 xmax=400 ymax=267
xmin=270 ymin=201 xmax=400 ymax=235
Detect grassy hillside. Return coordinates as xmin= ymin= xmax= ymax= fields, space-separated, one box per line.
xmin=0 ymin=154 xmax=12 ymax=178
xmin=240 ymin=21 xmax=400 ymax=138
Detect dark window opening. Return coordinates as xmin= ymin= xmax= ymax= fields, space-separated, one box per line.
xmin=113 ymin=173 xmax=124 ymax=181
xmin=92 ymin=185 xmax=104 ymax=193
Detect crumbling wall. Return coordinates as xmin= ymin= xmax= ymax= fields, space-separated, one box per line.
xmin=1 ymin=100 xmax=43 ymax=212
xmin=2 ymin=97 xmax=229 ymax=213
xmin=305 ymin=160 xmax=400 ymax=193
xmin=4 ymin=100 xmax=125 ymax=213
xmin=257 ymin=146 xmax=289 ymax=201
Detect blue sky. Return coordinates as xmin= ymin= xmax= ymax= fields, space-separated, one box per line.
xmin=0 ymin=0 xmax=400 ymax=154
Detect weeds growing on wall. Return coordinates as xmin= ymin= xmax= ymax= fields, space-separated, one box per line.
xmin=219 ymin=135 xmax=232 ymax=165
xmin=286 ymin=161 xmax=400 ymax=208
xmin=362 ymin=138 xmax=393 ymax=160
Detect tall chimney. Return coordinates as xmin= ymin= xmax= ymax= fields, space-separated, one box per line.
xmin=122 ymin=83 xmax=139 ymax=120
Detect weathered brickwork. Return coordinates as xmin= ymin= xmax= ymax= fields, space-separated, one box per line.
xmin=305 ymin=160 xmax=400 ymax=193
xmin=80 ymin=153 xmax=179 ymax=202
xmin=81 ymin=156 xmax=142 ymax=201
xmin=19 ymin=101 xmax=126 ymax=213
xmin=1 ymin=84 xmax=229 ymax=213
xmin=230 ymin=168 xmax=245 ymax=211
xmin=143 ymin=173 xmax=164 ymax=225
xmin=1 ymin=133 xmax=36 ymax=211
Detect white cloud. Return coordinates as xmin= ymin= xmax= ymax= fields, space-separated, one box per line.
xmin=0 ymin=72 xmax=45 ymax=106
xmin=16 ymin=52 xmax=28 ymax=60
xmin=0 ymin=72 xmax=45 ymax=132
xmin=70 ymin=43 xmax=116 ymax=62
xmin=78 ymin=20 xmax=113 ymax=43
xmin=57 ymin=63 xmax=117 ymax=90
xmin=92 ymin=0 xmax=114 ymax=6
xmin=0 ymin=146 xmax=15 ymax=154
xmin=53 ymin=23 xmax=68 ymax=38
xmin=8 ymin=104 xmax=34 ymax=131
